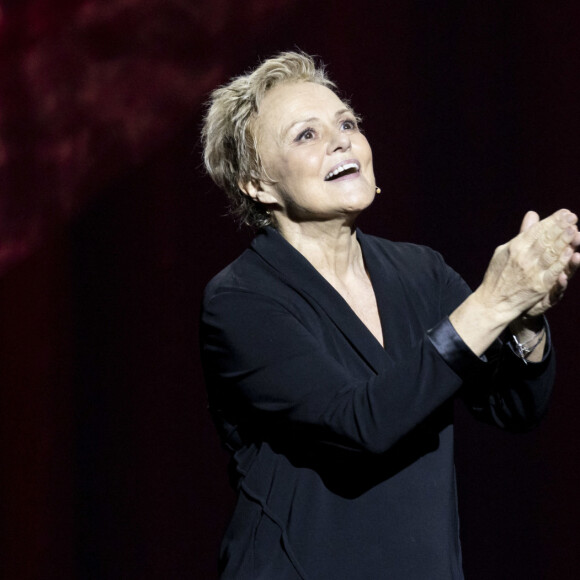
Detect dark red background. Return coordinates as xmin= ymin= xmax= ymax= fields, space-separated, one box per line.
xmin=1 ymin=1 xmax=579 ymax=578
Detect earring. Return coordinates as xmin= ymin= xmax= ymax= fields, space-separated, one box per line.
xmin=375 ymin=186 xmax=381 ymax=194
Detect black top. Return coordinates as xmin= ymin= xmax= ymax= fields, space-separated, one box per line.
xmin=200 ymin=227 xmax=554 ymax=579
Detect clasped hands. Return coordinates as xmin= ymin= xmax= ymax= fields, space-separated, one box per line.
xmin=450 ymin=209 xmax=580 ymax=358
xmin=477 ymin=208 xmax=580 ymax=322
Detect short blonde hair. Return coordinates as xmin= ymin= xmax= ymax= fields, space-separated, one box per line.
xmin=202 ymin=51 xmax=336 ymax=228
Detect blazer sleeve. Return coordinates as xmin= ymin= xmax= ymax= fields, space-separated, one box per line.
xmin=456 ymin=324 xmax=555 ymax=433
xmin=430 ymin=257 xmax=555 ymax=433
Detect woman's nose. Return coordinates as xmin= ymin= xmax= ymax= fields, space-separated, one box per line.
xmin=327 ymin=129 xmax=351 ymax=153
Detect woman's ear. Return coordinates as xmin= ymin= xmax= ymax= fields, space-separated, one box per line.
xmin=239 ymin=179 xmax=279 ymax=205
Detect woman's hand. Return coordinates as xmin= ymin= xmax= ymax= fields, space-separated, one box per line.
xmin=516 ymin=210 xmax=580 ymax=317
xmin=505 ymin=210 xmax=580 ymax=362
xmin=475 ymin=209 xmax=580 ymax=321
xmin=449 ymin=209 xmax=580 ymax=357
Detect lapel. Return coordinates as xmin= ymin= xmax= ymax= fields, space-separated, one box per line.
xmin=358 ymin=232 xmax=414 ymax=358
xmin=250 ymin=227 xmax=412 ymax=374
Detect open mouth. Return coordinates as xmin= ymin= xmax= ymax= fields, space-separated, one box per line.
xmin=324 ymin=162 xmax=360 ymax=181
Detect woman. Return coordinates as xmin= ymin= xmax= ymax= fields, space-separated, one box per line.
xmin=200 ymin=52 xmax=579 ymax=579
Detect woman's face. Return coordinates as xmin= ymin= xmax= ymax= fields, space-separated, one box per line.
xmin=252 ymin=81 xmax=376 ymax=226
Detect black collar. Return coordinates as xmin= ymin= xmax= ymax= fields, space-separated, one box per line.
xmin=250 ymin=227 xmax=413 ymax=373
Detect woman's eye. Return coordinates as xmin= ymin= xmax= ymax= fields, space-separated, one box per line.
xmin=297 ymin=128 xmax=315 ymax=141
xmin=342 ymin=119 xmax=357 ymax=130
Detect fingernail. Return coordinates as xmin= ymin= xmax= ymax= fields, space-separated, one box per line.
xmin=567 ymin=213 xmax=577 ymax=223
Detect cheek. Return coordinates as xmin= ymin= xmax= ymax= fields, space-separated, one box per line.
xmin=359 ymin=141 xmax=375 ymax=176
xmin=357 ymin=135 xmax=373 ymax=159
xmin=291 ymin=149 xmax=323 ymax=178
xmin=276 ymin=157 xmax=311 ymax=187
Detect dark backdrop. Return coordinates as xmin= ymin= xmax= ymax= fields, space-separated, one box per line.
xmin=1 ymin=1 xmax=579 ymax=578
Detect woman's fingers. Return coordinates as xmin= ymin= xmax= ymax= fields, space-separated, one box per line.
xmin=526 ymin=210 xmax=578 ymax=272
xmin=538 ymin=224 xmax=577 ymax=269
xmin=520 ymin=210 xmax=540 ymax=233
xmin=526 ymin=267 xmax=569 ymax=317
xmin=545 ymin=210 xmax=576 ymax=243
xmin=552 ymin=272 xmax=568 ymax=304
xmin=564 ymin=250 xmax=580 ymax=279
xmin=519 ymin=210 xmax=565 ymax=248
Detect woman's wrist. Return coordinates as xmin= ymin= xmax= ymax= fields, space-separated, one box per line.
xmin=509 ymin=315 xmax=547 ymax=363
xmin=509 ymin=314 xmax=545 ymax=340
xmin=449 ymin=291 xmax=513 ymax=357
xmin=448 ymin=289 xmax=548 ymax=360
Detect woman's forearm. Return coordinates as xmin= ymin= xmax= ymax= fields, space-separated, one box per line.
xmin=448 ymin=289 xmax=514 ymax=357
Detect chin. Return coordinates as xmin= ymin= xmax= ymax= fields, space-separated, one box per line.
xmin=340 ymin=189 xmax=376 ymax=212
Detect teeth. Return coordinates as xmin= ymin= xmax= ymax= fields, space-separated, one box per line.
xmin=324 ymin=162 xmax=360 ymax=181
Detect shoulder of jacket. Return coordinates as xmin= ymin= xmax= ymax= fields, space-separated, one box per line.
xmin=202 ymin=247 xmax=287 ymax=304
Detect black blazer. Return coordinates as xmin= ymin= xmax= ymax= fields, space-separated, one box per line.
xmin=201 ymin=227 xmax=554 ymax=580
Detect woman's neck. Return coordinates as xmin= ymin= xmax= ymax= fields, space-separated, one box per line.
xmin=277 ymin=219 xmax=365 ymax=281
